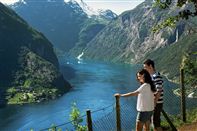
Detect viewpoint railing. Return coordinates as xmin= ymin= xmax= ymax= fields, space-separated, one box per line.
xmin=40 ymin=68 xmax=197 ymax=131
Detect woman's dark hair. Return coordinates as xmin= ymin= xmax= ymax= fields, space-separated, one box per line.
xmin=137 ymin=69 xmax=156 ymax=92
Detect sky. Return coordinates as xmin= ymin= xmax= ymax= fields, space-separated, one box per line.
xmin=0 ymin=0 xmax=145 ymax=14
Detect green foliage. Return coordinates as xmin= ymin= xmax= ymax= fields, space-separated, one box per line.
xmin=48 ymin=124 xmax=62 ymax=131
xmin=153 ymin=16 xmax=178 ymax=32
xmin=142 ymin=34 xmax=197 ymax=82
xmin=0 ymin=3 xmax=71 ymax=105
xmin=4 ymin=47 xmax=65 ymax=104
xmin=30 ymin=103 xmax=87 ymax=131
xmin=7 ymin=87 xmax=17 ymax=94
xmin=161 ymin=108 xmax=197 ymax=129
xmin=161 ymin=114 xmax=183 ymax=128
xmin=153 ymin=0 xmax=197 ymax=32
xmin=69 ymin=103 xmax=87 ymax=131
xmin=7 ymin=92 xmax=24 ymax=104
xmin=171 ymin=52 xmax=197 ymax=98
xmin=187 ymin=108 xmax=197 ymax=122
xmin=174 ymin=88 xmax=197 ymax=100
xmin=15 ymin=47 xmax=58 ymax=88
xmin=23 ymin=79 xmax=32 ymax=88
xmin=153 ymin=0 xmax=172 ymax=9
xmin=181 ymin=53 xmax=197 ymax=86
xmin=6 ymin=86 xmax=59 ymax=104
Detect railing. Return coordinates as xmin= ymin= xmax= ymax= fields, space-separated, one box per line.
xmin=39 ymin=69 xmax=197 ymax=131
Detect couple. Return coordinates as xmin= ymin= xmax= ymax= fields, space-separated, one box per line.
xmin=115 ymin=59 xmax=164 ymax=131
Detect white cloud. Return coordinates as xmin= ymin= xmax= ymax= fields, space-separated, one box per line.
xmin=0 ymin=0 xmax=144 ymax=14
xmin=86 ymin=1 xmax=143 ymax=14
xmin=68 ymin=0 xmax=144 ymax=14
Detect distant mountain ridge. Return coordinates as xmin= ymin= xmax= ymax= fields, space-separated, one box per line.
xmin=11 ymin=0 xmax=117 ymax=52
xmin=77 ymin=0 xmax=117 ymax=20
xmin=11 ymin=0 xmax=87 ymax=52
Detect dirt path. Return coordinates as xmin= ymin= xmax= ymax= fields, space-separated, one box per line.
xmin=178 ymin=122 xmax=197 ymax=131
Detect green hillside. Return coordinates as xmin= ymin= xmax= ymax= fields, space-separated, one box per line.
xmin=0 ymin=2 xmax=71 ymax=105
xmin=143 ymin=34 xmax=197 ymax=82
xmin=71 ymin=0 xmax=185 ymax=63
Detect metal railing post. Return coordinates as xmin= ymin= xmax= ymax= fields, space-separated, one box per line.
xmin=86 ymin=109 xmax=93 ymax=131
xmin=162 ymin=109 xmax=177 ymax=131
xmin=115 ymin=95 xmax=121 ymax=131
xmin=180 ymin=68 xmax=186 ymax=122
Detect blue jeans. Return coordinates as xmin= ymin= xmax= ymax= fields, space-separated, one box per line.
xmin=136 ymin=111 xmax=153 ymax=123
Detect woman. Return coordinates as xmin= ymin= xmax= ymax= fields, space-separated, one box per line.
xmin=115 ymin=69 xmax=156 ymax=131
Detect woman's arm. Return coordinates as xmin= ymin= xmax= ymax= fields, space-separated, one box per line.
xmin=114 ymin=90 xmax=139 ymax=97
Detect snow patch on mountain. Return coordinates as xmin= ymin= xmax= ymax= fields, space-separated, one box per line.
xmin=66 ymin=0 xmax=117 ymax=19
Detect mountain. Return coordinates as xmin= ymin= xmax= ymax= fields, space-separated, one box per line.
xmin=11 ymin=0 xmax=87 ymax=52
xmin=0 ymin=2 xmax=71 ymax=105
xmin=78 ymin=0 xmax=117 ymax=20
xmin=143 ymin=33 xmax=197 ymax=82
xmin=97 ymin=9 xmax=118 ymax=21
xmin=72 ymin=0 xmax=186 ymax=62
xmin=69 ymin=0 xmax=197 ymax=81
xmin=11 ymin=0 xmax=116 ymax=53
xmin=69 ymin=18 xmax=106 ymax=56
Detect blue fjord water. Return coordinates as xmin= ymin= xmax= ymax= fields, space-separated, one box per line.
xmin=0 ymin=57 xmax=189 ymax=130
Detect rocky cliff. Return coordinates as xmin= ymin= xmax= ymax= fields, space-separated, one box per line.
xmin=73 ymin=0 xmax=188 ymax=63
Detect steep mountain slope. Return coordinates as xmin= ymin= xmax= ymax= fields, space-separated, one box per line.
xmin=73 ymin=0 xmax=187 ymax=63
xmin=143 ymin=33 xmax=197 ymax=82
xmin=69 ymin=18 xmax=106 ymax=55
xmin=11 ymin=0 xmax=87 ymax=52
xmin=66 ymin=0 xmax=197 ymax=84
xmin=11 ymin=0 xmax=117 ymax=53
xmin=0 ymin=2 xmax=71 ymax=105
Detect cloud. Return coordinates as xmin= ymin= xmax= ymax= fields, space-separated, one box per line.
xmin=0 ymin=0 xmax=144 ymax=14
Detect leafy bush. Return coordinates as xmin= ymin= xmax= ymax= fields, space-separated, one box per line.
xmin=70 ymin=103 xmax=87 ymax=131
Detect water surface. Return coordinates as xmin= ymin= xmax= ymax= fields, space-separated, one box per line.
xmin=0 ymin=57 xmax=194 ymax=130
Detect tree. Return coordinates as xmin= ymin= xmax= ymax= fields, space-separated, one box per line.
xmin=153 ymin=0 xmax=197 ymax=32
xmin=181 ymin=53 xmax=197 ymax=86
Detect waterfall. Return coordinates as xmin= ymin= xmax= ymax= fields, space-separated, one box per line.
xmin=77 ymin=52 xmax=84 ymax=60
xmin=175 ymin=29 xmax=179 ymax=42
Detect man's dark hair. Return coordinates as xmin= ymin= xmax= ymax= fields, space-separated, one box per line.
xmin=144 ymin=59 xmax=155 ymax=69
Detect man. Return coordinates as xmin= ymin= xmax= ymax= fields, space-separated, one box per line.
xmin=144 ymin=59 xmax=164 ymax=131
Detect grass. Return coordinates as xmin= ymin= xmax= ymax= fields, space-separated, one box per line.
xmin=6 ymin=86 xmax=59 ymax=105
xmin=161 ymin=107 xmax=197 ymax=129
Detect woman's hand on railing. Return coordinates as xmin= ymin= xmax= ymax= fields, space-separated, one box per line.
xmin=114 ymin=93 xmax=121 ymax=97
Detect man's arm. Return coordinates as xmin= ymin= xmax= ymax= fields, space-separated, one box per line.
xmin=154 ymin=73 xmax=163 ymax=104
xmin=154 ymin=91 xmax=161 ymax=104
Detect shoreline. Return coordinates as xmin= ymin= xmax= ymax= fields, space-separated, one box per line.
xmin=159 ymin=72 xmax=197 ymax=99
xmin=173 ymin=88 xmax=197 ymax=99
xmin=161 ymin=72 xmax=179 ymax=84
